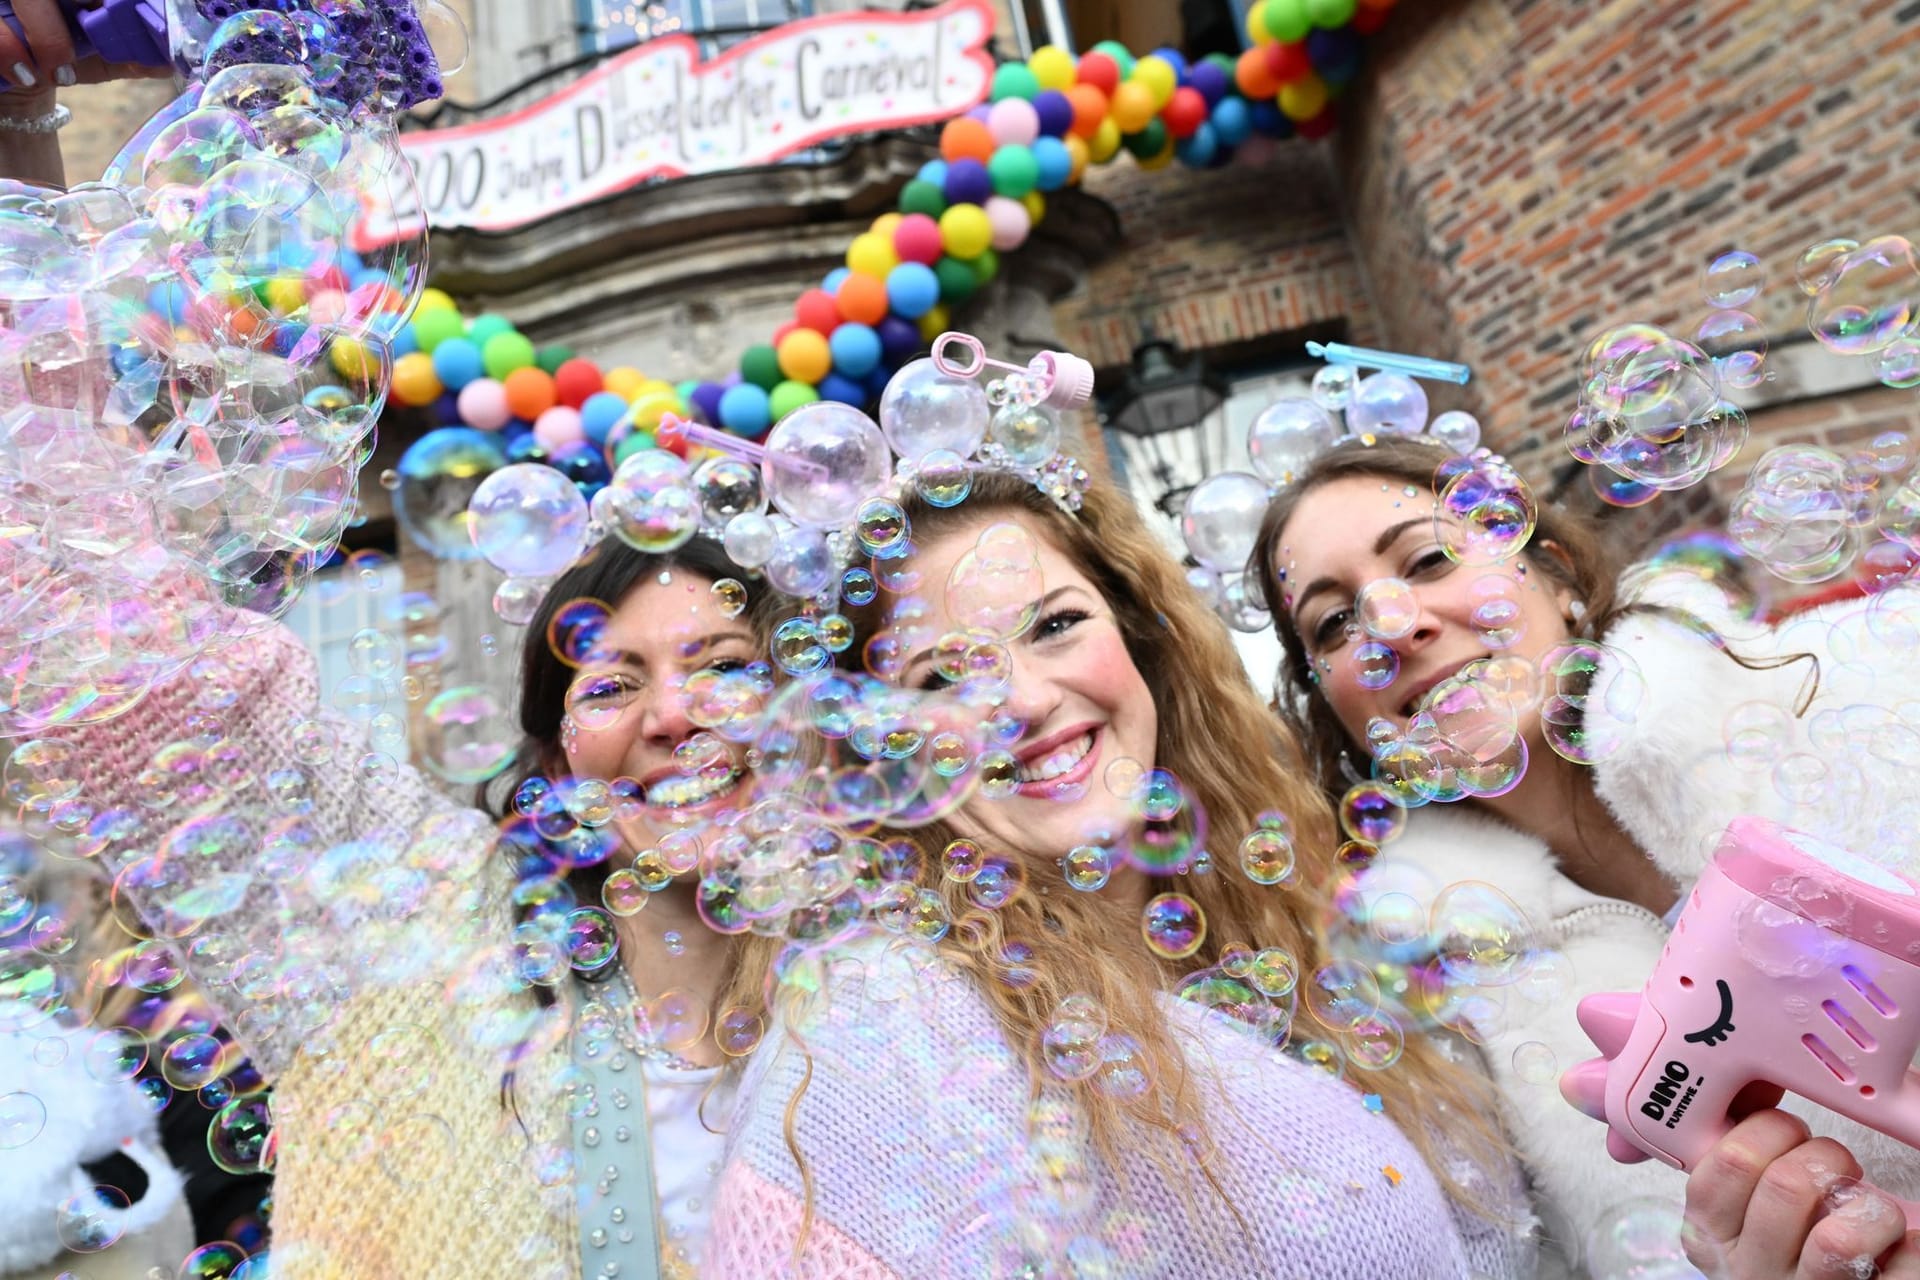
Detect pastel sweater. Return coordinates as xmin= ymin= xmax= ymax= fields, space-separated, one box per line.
xmin=709 ymin=936 xmax=1536 ymax=1279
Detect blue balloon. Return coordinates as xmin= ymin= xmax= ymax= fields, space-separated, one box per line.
xmin=389 ymin=325 xmax=419 ymax=358
xmin=818 ymin=373 xmax=867 ymax=405
xmin=350 ymin=268 xmax=390 ymax=292
xmin=829 ymin=322 xmax=883 ymax=377
xmin=431 ymin=336 xmax=484 ymax=391
xmin=1152 ymin=47 xmax=1189 ymax=85
xmin=580 ymin=391 xmax=630 ymax=445
xmin=823 ymin=266 xmax=851 ymax=293
xmin=1211 ymin=97 xmax=1252 ymax=147
xmin=885 ymin=262 xmax=941 ymax=319
xmin=1175 ymin=122 xmax=1219 ymax=169
xmin=550 ymin=440 xmax=611 ymax=488
xmin=917 ymin=158 xmax=949 ymax=187
xmin=1249 ymin=100 xmax=1293 ymax=137
xmin=865 ymin=365 xmax=896 ymax=398
xmin=942 ymin=158 xmax=991 ymax=206
xmin=719 ymin=383 xmax=773 ymax=437
xmin=1031 ymin=136 xmax=1073 ymax=191
xmin=270 ymin=321 xmax=307 ymax=357
xmin=506 ymin=433 xmax=552 ymax=465
xmin=1031 ymin=89 xmax=1074 ymax=137
xmin=146 ymin=281 xmax=187 ymax=324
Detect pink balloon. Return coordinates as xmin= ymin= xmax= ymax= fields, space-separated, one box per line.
xmin=893 ymin=213 xmax=944 ymax=266
xmin=533 ymin=405 xmax=585 ymax=450
xmin=458 ymin=377 xmax=511 ymax=431
xmin=307 ymin=288 xmax=348 ymax=324
xmin=985 ymin=196 xmax=1032 ymax=252
xmin=986 ymin=98 xmax=1040 ymax=147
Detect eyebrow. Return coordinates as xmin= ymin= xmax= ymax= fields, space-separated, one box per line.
xmin=899 ymin=585 xmax=1084 ymax=679
xmin=594 ymin=629 xmax=757 ymax=667
xmin=1288 ymin=518 xmax=1433 ymax=621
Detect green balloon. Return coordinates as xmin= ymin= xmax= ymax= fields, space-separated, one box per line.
xmin=741 ymin=344 xmax=783 ymax=391
xmin=990 ymin=63 xmax=1040 ymax=102
xmin=1306 ymin=0 xmax=1356 ymax=26
xmin=536 ymin=345 xmax=574 ymax=375
xmin=411 ymin=307 xmax=465 ymax=354
xmin=768 ymin=379 xmax=820 ymax=421
xmin=675 ymin=379 xmax=700 ymax=401
xmin=1122 ymin=119 xmax=1169 ymax=159
xmin=987 ymin=145 xmax=1040 ymax=198
xmin=482 ymin=331 xmax=536 ymax=379
xmin=934 ymin=257 xmax=978 ymax=306
xmin=899 ymin=179 xmax=947 ymax=218
xmin=467 ymin=314 xmax=515 ymax=349
xmin=1091 ymin=40 xmax=1136 ymax=78
xmin=971 ymin=248 xmax=999 ymax=285
xmin=613 ymin=430 xmax=657 ymax=465
xmin=1264 ymin=0 xmax=1312 ymax=42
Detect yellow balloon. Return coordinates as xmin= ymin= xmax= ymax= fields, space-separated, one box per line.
xmin=848 ymin=232 xmax=899 ymax=277
xmin=1063 ymin=135 xmax=1089 ymax=184
xmin=416 ymin=287 xmax=457 ymax=313
xmin=1132 ymin=56 xmax=1177 ymax=110
xmin=1279 ymin=73 xmax=1327 ymax=122
xmin=917 ymin=304 xmax=950 ymax=343
xmin=1109 ymin=81 xmax=1156 ymax=133
xmin=1028 ymin=45 xmax=1076 ymax=91
xmin=627 ymin=390 xmax=682 ymax=430
xmin=264 ymin=277 xmax=307 ymax=315
xmin=390 ymin=350 xmax=441 ymax=404
xmin=1021 ymin=192 xmax=1047 ymax=223
xmin=636 ymin=378 xmax=675 ymax=400
xmin=871 ymin=212 xmax=903 ymax=240
xmin=1247 ymin=1 xmax=1275 ymax=45
xmin=777 ymin=329 xmax=834 ymax=384
xmin=939 ymin=204 xmax=993 ymax=260
xmin=1090 ymin=118 xmax=1122 ymax=163
xmin=603 ymin=366 xmax=648 ymax=400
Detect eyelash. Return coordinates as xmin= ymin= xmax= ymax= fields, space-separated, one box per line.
xmin=574 ymin=656 xmax=746 ymax=700
xmin=1309 ymin=552 xmax=1452 ymax=651
xmin=912 ymin=608 xmax=1091 ymax=690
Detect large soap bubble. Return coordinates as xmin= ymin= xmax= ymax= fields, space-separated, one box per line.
xmin=1248 ymin=398 xmax=1338 ymax=486
xmin=762 ymin=401 xmax=893 ymax=529
xmin=468 ymin=463 xmax=591 ymax=579
xmin=1180 ymin=471 xmax=1272 ymax=572
xmin=878 ymin=357 xmax=989 ymax=463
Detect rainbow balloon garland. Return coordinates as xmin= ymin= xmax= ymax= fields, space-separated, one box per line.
xmin=383 ymin=0 xmax=1397 ymax=556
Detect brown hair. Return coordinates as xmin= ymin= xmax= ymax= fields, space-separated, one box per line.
xmin=828 ymin=468 xmax=1514 ymax=1221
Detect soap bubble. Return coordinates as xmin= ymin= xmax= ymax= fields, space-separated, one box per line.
xmin=1141 ymin=892 xmax=1206 ymax=959
xmin=1694 ymin=309 xmax=1768 ymax=389
xmin=1248 ymin=398 xmax=1339 ymax=485
xmin=1180 ymin=471 xmax=1271 ymax=572
xmin=469 ymin=463 xmax=591 ymax=579
xmin=1346 ymin=372 xmax=1429 ymax=436
xmin=1356 ymin=578 xmax=1419 ymax=639
xmin=418 ymin=687 xmax=515 ymax=784
xmin=392 ymin=427 xmax=507 ymax=558
xmin=1352 ymin=641 xmax=1400 ymax=691
xmin=1729 ymin=445 xmax=1858 ymax=583
xmin=764 ymin=402 xmax=892 ymax=528
xmin=1437 ymin=458 xmax=1537 ymax=566
xmin=1879 ymin=336 xmax=1920 ymax=389
xmin=1309 ymin=363 xmax=1355 ymax=412
xmin=1704 ymin=249 xmax=1764 ymax=309
xmin=878 ymin=357 xmax=989 ymax=462
xmin=1428 ymin=410 xmax=1481 ymax=455
xmin=986 ymin=401 xmax=1061 ymax=469
xmin=1431 ymin=881 xmax=1533 ymax=986
xmin=603 ymin=451 xmax=699 ymax=553
xmin=1808 ymin=235 xmax=1920 ymax=355
xmin=1585 ymin=1197 xmax=1698 ymax=1280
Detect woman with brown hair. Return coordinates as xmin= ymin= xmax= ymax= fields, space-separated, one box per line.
xmin=704 ymin=467 xmax=1538 ymax=1276
xmin=1250 ymin=432 xmax=1920 ymax=1278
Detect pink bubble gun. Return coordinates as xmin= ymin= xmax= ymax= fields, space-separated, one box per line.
xmin=1563 ymin=817 xmax=1920 ymax=1224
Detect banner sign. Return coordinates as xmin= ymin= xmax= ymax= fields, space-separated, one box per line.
xmin=358 ymin=0 xmax=994 ymax=245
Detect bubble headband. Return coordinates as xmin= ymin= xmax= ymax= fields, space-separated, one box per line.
xmin=461 ymin=332 xmax=1098 ymax=601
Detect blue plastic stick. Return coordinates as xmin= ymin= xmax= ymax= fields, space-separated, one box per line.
xmin=1306 ymin=341 xmax=1472 ymax=386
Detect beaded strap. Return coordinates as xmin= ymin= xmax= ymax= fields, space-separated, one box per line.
xmin=569 ymin=978 xmax=664 ymax=1280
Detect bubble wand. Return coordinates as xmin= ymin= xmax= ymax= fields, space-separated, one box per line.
xmin=1306 ymin=341 xmax=1472 ymax=386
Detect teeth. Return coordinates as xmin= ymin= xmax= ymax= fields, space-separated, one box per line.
xmin=1016 ymin=732 xmax=1093 ymax=784
xmin=645 ymin=767 xmax=741 ymax=808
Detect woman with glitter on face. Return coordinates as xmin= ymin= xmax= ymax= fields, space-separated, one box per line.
xmin=1251 ymin=432 xmax=1920 ymax=1278
xmin=702 ymin=466 xmax=1543 ymax=1277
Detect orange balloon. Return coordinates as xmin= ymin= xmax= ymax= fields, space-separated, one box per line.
xmin=1235 ymin=46 xmax=1280 ymax=98
xmin=1109 ymin=81 xmax=1156 ymax=133
xmin=1065 ymin=84 xmax=1108 ymax=139
xmin=836 ymin=272 xmax=890 ymax=326
xmin=940 ymin=116 xmax=996 ymax=164
xmin=503 ymin=366 xmax=558 ymax=420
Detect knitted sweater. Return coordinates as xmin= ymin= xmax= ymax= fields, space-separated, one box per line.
xmin=709 ymin=936 xmax=1536 ymax=1279
xmin=61 ymin=622 xmax=581 ymax=1280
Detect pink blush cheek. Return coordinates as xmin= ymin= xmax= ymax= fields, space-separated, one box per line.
xmin=1070 ymin=627 xmax=1156 ymax=752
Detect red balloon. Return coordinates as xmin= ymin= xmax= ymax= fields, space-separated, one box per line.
xmin=794 ymin=288 xmax=841 ymax=334
xmin=892 ymin=213 xmax=944 ymax=266
xmin=1163 ymin=86 xmax=1208 ymax=139
xmin=1296 ymin=107 xmax=1337 ymax=140
xmin=1267 ymin=40 xmax=1311 ymax=84
xmin=1352 ymin=5 xmax=1389 ymax=34
xmin=1076 ymin=51 xmax=1120 ymax=95
xmin=552 ymin=357 xmax=604 ymax=409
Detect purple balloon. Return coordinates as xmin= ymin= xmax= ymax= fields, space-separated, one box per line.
xmin=1031 ymin=89 xmax=1074 ymax=137
xmin=1307 ymin=28 xmax=1361 ymax=75
xmin=721 ymin=369 xmax=743 ymax=388
xmin=942 ymin=157 xmax=992 ymax=206
xmin=690 ymin=380 xmax=725 ymax=425
xmin=877 ymin=316 xmax=923 ymax=364
xmin=1189 ymin=61 xmax=1229 ymax=106
xmin=966 ymin=103 xmax=992 ymax=122
xmin=432 ymin=391 xmax=462 ymax=423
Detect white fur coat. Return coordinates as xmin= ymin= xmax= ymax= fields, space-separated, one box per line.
xmin=1359 ymin=575 xmax=1920 ymax=1273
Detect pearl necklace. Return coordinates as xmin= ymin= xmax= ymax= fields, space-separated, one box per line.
xmin=609 ymin=963 xmax=715 ymax=1074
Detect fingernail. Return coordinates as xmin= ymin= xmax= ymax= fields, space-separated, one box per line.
xmin=10 ymin=63 xmax=34 ymax=87
xmin=53 ymin=64 xmax=74 ymax=87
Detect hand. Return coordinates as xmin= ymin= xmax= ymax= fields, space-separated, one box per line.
xmin=0 ymin=0 xmax=168 ymax=112
xmin=1684 ymin=1108 xmax=1920 ymax=1278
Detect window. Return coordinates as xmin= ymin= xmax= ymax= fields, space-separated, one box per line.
xmin=279 ymin=560 xmax=413 ymax=762
xmin=1019 ymin=0 xmax=1242 ymax=55
xmin=579 ymin=0 xmax=813 ymax=58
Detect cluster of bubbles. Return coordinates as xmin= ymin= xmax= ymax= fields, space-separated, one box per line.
xmin=461 ymin=341 xmax=1093 ymax=618
xmin=1179 ymin=363 xmax=1487 ymax=632
xmin=1729 ymin=431 xmax=1918 ymax=584
xmin=0 ymin=18 xmax=455 ymax=739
